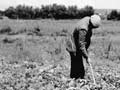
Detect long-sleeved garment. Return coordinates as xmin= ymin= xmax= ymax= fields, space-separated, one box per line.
xmin=66 ymin=16 xmax=92 ymax=59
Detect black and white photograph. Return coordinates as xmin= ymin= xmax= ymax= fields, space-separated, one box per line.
xmin=0 ymin=0 xmax=120 ymax=90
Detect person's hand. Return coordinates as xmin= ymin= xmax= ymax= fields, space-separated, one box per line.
xmin=86 ymin=57 xmax=91 ymax=65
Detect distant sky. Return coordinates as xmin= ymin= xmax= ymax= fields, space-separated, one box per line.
xmin=0 ymin=0 xmax=119 ymax=10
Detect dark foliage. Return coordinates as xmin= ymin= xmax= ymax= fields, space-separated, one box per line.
xmin=3 ymin=4 xmax=94 ymax=19
xmin=107 ymin=10 xmax=120 ymax=20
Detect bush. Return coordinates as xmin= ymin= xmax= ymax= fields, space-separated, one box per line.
xmin=0 ymin=26 xmax=12 ymax=34
xmin=107 ymin=10 xmax=120 ymax=20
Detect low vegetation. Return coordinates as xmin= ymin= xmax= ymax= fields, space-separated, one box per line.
xmin=0 ymin=19 xmax=120 ymax=90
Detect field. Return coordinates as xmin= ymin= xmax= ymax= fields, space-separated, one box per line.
xmin=0 ymin=19 xmax=120 ymax=90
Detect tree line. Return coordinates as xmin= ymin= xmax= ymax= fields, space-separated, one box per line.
xmin=0 ymin=4 xmax=94 ymax=19
xmin=107 ymin=10 xmax=120 ymax=20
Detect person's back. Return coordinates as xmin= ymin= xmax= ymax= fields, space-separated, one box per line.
xmin=75 ymin=16 xmax=90 ymax=31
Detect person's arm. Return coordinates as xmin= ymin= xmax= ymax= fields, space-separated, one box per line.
xmin=78 ymin=29 xmax=88 ymax=60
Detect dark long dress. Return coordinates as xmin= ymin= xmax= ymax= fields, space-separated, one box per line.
xmin=70 ymin=51 xmax=85 ymax=79
xmin=69 ymin=28 xmax=92 ymax=79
